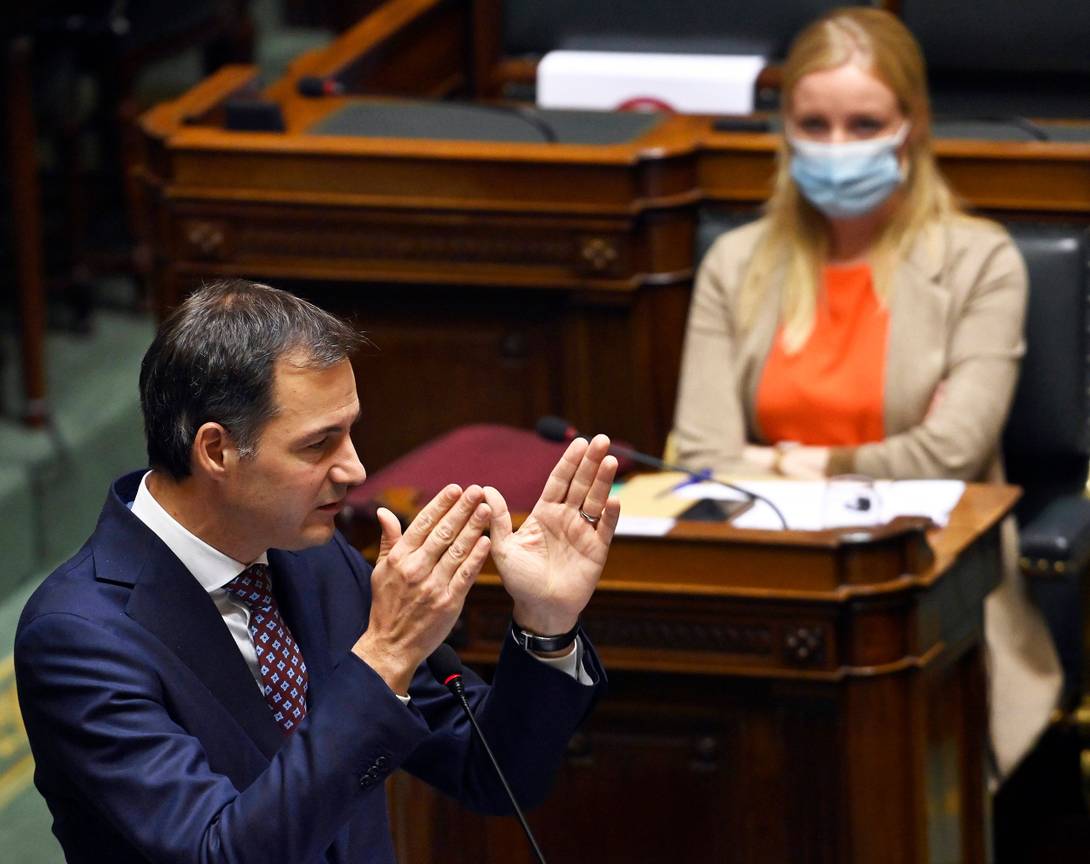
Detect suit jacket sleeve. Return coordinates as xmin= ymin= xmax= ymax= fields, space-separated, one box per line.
xmin=401 ymin=634 xmax=604 ymax=811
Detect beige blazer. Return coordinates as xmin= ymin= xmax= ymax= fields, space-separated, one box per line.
xmin=673 ymin=214 xmax=1061 ymax=778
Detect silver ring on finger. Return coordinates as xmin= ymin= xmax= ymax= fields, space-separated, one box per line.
xmin=578 ymin=508 xmax=601 ymax=525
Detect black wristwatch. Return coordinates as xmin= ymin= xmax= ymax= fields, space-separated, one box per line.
xmin=511 ymin=619 xmax=582 ymax=654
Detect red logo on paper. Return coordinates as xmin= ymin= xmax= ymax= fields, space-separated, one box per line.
xmin=615 ymin=96 xmax=675 ymax=113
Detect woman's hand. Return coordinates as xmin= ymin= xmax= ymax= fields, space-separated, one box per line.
xmin=744 ymin=443 xmax=830 ymax=478
xmin=743 ymin=445 xmax=778 ymax=473
xmin=777 ymin=445 xmax=830 ymax=480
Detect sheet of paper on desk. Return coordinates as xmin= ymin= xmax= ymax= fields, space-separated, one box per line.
xmin=614 ymin=515 xmax=678 ymax=536
xmin=879 ymin=480 xmax=966 ymax=526
xmin=674 ymin=479 xmax=966 ymax=531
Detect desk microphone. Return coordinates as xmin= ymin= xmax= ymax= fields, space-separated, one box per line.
xmin=297 ymin=75 xmax=346 ymax=97
xmin=535 ymin=415 xmax=788 ymax=528
xmin=427 ymin=644 xmax=549 ymax=864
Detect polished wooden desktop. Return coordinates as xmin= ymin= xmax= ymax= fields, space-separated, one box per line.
xmin=385 ymin=483 xmax=1015 ymax=864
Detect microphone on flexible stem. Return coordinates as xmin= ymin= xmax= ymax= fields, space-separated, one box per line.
xmin=535 ymin=415 xmax=789 ymax=529
xmin=427 ymin=644 xmax=549 ymax=864
xmin=297 ymin=75 xmax=346 ymax=97
xmin=537 ymin=415 xmax=696 ymax=475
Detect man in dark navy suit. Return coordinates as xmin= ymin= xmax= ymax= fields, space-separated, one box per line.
xmin=15 ymin=279 xmax=620 ymax=863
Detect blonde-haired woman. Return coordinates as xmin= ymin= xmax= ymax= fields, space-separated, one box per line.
xmin=673 ymin=7 xmax=1061 ymax=788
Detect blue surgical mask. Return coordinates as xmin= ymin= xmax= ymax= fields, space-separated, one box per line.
xmin=788 ymin=124 xmax=910 ymax=219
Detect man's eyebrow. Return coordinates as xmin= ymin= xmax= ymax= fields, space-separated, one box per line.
xmin=298 ymin=410 xmax=362 ymax=440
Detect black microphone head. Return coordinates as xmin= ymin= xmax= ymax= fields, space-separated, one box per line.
xmin=536 ymin=415 xmax=577 ymax=442
xmin=426 ymin=643 xmax=463 ymax=688
xmin=297 ymin=76 xmax=326 ymax=97
xmin=297 ymin=76 xmax=345 ymax=97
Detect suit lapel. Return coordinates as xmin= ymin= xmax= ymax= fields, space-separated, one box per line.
xmin=125 ymin=553 xmax=286 ymax=760
xmin=268 ymin=549 xmax=334 ymax=708
xmin=884 ymin=223 xmax=952 ymax=435
xmin=269 ymin=549 xmax=347 ymax=864
xmin=97 ymin=475 xmax=285 ymax=760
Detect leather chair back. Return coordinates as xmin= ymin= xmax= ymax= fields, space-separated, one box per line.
xmin=1001 ymin=223 xmax=1090 ymax=708
xmin=901 ymin=1 xmax=1090 ymax=118
xmin=694 ymin=208 xmax=752 ymax=264
xmin=503 ymin=0 xmax=865 ymax=60
xmin=902 ymin=1 xmax=1090 ymax=76
xmin=1002 ymin=223 xmax=1090 ymax=524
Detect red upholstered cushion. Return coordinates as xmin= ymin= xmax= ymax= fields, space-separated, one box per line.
xmin=347 ymin=424 xmax=573 ymax=514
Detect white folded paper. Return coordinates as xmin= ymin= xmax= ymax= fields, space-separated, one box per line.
xmin=614 ymin=515 xmax=678 ymax=537
xmin=537 ymin=50 xmax=765 ymax=115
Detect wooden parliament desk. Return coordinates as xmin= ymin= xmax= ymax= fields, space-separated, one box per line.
xmin=135 ymin=32 xmax=1090 ymax=472
xmin=386 ymin=483 xmax=1015 ymax=864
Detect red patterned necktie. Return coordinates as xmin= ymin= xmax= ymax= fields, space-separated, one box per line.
xmin=224 ymin=563 xmax=309 ymax=734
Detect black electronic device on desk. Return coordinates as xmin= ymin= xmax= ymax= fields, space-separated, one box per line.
xmin=677 ymin=497 xmax=752 ymax=523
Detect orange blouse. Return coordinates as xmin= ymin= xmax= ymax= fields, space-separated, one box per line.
xmin=756 ymin=262 xmax=889 ymax=447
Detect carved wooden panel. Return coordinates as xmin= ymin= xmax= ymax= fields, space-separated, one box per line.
xmin=169 ymin=202 xmax=689 ymax=293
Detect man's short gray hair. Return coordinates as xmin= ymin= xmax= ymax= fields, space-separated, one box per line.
xmin=139 ymin=279 xmax=364 ymax=479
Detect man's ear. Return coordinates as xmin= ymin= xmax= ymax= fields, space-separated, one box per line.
xmin=192 ymin=422 xmax=233 ymax=480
